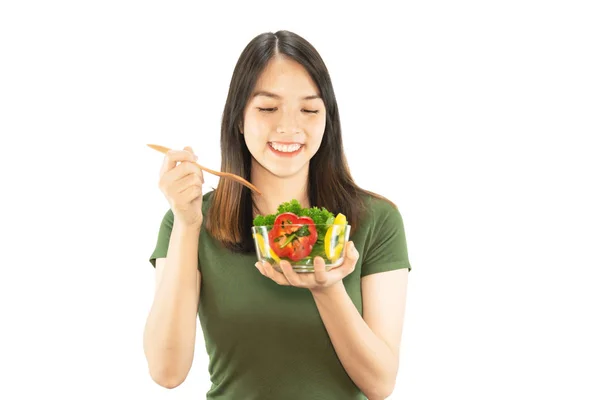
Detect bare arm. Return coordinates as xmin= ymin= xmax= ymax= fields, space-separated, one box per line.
xmin=311 ymin=269 xmax=408 ymax=399
xmin=143 ymin=220 xmax=202 ymax=389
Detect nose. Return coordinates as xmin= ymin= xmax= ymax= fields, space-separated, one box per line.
xmin=276 ymin=109 xmax=301 ymax=134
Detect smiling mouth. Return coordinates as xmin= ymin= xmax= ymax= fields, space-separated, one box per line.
xmin=268 ymin=142 xmax=304 ymax=155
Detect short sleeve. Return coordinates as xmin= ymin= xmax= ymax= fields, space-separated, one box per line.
xmin=149 ymin=208 xmax=174 ymax=268
xmin=361 ymin=200 xmax=412 ymax=277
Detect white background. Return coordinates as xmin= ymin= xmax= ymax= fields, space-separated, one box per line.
xmin=1 ymin=1 xmax=598 ymax=399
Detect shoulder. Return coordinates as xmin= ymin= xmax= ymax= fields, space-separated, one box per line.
xmin=355 ymin=190 xmax=407 ymax=247
xmin=356 ymin=191 xmax=412 ymax=274
xmin=358 ymin=191 xmax=401 ymax=224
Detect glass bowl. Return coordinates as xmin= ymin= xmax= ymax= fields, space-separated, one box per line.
xmin=252 ymin=224 xmax=351 ymax=273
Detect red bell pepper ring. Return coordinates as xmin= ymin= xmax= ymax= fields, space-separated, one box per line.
xmin=268 ymin=212 xmax=318 ymax=261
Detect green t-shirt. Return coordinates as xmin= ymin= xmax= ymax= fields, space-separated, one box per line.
xmin=149 ymin=190 xmax=411 ymax=399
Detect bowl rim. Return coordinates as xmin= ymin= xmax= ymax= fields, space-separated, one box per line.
xmin=252 ymin=223 xmax=351 ymax=227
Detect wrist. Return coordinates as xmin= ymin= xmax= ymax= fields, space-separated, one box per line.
xmin=310 ymin=281 xmax=346 ymax=298
xmin=173 ymin=218 xmax=203 ymax=234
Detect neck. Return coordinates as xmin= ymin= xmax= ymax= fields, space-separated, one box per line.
xmin=250 ymin=161 xmax=311 ymax=217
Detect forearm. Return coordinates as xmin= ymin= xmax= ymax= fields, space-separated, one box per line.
xmin=144 ymin=220 xmax=201 ymax=386
xmin=311 ymin=282 xmax=398 ymax=400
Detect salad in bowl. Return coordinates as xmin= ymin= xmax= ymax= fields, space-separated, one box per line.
xmin=252 ymin=199 xmax=350 ymax=273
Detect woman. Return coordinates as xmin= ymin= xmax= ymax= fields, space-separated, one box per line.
xmin=145 ymin=30 xmax=412 ymax=400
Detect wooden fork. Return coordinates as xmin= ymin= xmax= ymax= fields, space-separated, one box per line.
xmin=147 ymin=144 xmax=262 ymax=195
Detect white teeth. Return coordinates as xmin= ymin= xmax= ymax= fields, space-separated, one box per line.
xmin=270 ymin=142 xmax=301 ymax=152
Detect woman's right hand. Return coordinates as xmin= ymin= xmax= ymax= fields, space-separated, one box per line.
xmin=158 ymin=146 xmax=205 ymax=228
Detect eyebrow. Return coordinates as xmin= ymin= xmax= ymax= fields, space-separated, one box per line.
xmin=252 ymin=91 xmax=321 ymax=100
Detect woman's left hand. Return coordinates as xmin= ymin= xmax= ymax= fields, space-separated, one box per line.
xmin=255 ymin=241 xmax=360 ymax=292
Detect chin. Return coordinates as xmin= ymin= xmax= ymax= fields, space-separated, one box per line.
xmin=258 ymin=159 xmax=306 ymax=178
xmin=267 ymin=166 xmax=304 ymax=179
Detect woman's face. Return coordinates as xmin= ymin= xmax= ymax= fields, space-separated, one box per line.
xmin=242 ymin=56 xmax=327 ymax=179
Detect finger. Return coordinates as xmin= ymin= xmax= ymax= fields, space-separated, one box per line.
xmin=341 ymin=241 xmax=359 ymax=274
xmin=165 ymin=171 xmax=199 ymax=197
xmin=183 ymin=146 xmax=196 ymax=157
xmin=324 ymin=242 xmax=358 ymax=282
xmin=164 ymin=159 xmax=205 ymax=190
xmin=279 ymin=260 xmax=301 ymax=286
xmin=161 ymin=149 xmax=197 ymax=177
xmin=313 ymin=257 xmax=328 ymax=285
xmin=178 ymin=162 xmax=204 ymax=184
xmin=255 ymin=261 xmax=265 ymax=275
xmin=159 ymin=148 xmax=198 ymax=177
xmin=180 ymin=184 xmax=203 ymax=203
xmin=175 ymin=171 xmax=204 ymax=193
xmin=344 ymin=241 xmax=360 ymax=265
xmin=264 ymin=261 xmax=290 ymax=286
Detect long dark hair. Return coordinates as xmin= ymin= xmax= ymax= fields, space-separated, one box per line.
xmin=206 ymin=30 xmax=394 ymax=253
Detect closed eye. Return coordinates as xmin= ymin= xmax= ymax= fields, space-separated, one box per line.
xmin=257 ymin=107 xmax=319 ymax=114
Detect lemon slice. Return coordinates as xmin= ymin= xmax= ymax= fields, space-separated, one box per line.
xmin=253 ymin=233 xmax=281 ymax=263
xmin=333 ymin=213 xmax=347 ymax=226
xmin=331 ymin=243 xmax=344 ymax=261
xmin=324 ymin=213 xmax=347 ymax=261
